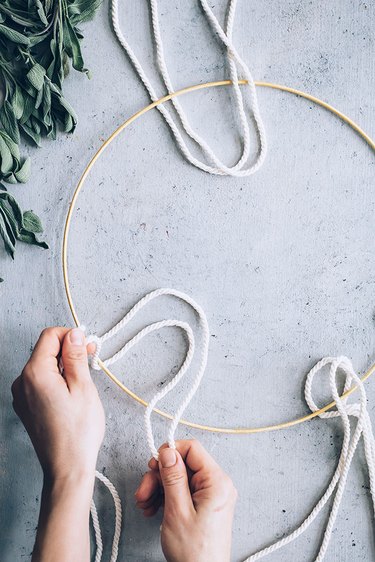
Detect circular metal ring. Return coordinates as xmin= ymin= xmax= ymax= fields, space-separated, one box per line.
xmin=62 ymin=79 xmax=375 ymax=434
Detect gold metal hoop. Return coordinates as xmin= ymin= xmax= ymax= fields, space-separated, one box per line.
xmin=62 ymin=79 xmax=375 ymax=434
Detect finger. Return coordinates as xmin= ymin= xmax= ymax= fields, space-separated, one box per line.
xmin=142 ymin=496 xmax=163 ymax=518
xmin=61 ymin=328 xmax=92 ymax=389
xmin=87 ymin=342 xmax=96 ymax=355
xmin=150 ymin=441 xmax=218 ymax=477
xmin=158 ymin=447 xmax=195 ymax=519
xmin=135 ymin=470 xmax=160 ymax=503
xmin=136 ymin=489 xmax=160 ymax=510
xmin=29 ymin=327 xmax=70 ymax=370
xmin=148 ymin=456 xmax=159 ymax=471
xmin=174 ymin=440 xmax=220 ymax=474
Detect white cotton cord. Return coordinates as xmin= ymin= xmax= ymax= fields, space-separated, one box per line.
xmin=83 ymin=288 xmax=209 ymax=558
xmin=86 ymin=288 xmax=209 ymax=459
xmin=90 ymin=499 xmax=103 ymax=562
xmin=242 ymin=356 xmax=375 ymax=562
xmin=199 ymin=0 xmax=267 ymax=175
xmin=84 ymin=296 xmax=375 ymax=560
xmin=90 ymin=470 xmax=123 ymax=562
xmin=148 ymin=0 xmax=252 ymax=173
xmin=110 ymin=0 xmax=267 ymax=176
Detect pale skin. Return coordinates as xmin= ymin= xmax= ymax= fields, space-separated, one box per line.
xmin=11 ymin=327 xmax=237 ymax=562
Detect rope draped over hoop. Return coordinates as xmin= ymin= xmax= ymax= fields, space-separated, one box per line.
xmin=63 ymin=80 xmax=375 ymax=437
xmin=80 ymin=290 xmax=375 ymax=561
xmin=111 ymin=0 xmax=267 ymax=176
xmin=63 ymin=81 xmax=375 ymax=562
xmin=61 ymin=1 xmax=375 ymax=560
xmin=244 ymin=356 xmax=375 ymax=561
xmin=85 ymin=288 xmax=210 ymax=460
xmin=85 ymin=301 xmax=375 ymax=561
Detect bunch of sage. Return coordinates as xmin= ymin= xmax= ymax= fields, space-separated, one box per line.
xmin=0 ymin=0 xmax=101 ymax=280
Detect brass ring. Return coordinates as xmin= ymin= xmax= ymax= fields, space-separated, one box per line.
xmin=62 ymin=79 xmax=375 ymax=434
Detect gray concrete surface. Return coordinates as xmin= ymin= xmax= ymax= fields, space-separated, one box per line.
xmin=1 ymin=1 xmax=374 ymax=560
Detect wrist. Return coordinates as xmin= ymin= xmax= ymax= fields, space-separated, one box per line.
xmin=43 ymin=469 xmax=96 ymax=499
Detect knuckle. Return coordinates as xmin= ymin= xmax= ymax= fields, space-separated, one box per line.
xmin=65 ymin=347 xmax=86 ymax=362
xmin=163 ymin=469 xmax=186 ymax=487
xmin=21 ymin=362 xmax=44 ymax=394
xmin=21 ymin=362 xmax=36 ymax=383
xmin=215 ymin=471 xmax=236 ymax=498
xmin=10 ymin=379 xmax=18 ymax=398
xmin=40 ymin=327 xmax=55 ymax=339
xmin=225 ymin=478 xmax=237 ymax=503
xmin=176 ymin=438 xmax=197 ymax=449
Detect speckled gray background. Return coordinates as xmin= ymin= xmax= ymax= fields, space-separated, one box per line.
xmin=1 ymin=1 xmax=374 ymax=560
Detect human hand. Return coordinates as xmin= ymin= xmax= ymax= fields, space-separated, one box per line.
xmin=135 ymin=440 xmax=237 ymax=562
xmin=12 ymin=327 xmax=105 ymax=561
xmin=11 ymin=327 xmax=105 ymax=483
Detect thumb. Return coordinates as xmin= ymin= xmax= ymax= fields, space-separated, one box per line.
xmin=61 ymin=328 xmax=91 ymax=388
xmin=158 ymin=448 xmax=194 ymax=518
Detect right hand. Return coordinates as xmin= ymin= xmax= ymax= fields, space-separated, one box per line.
xmin=135 ymin=440 xmax=237 ymax=562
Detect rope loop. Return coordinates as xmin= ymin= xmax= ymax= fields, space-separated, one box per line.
xmin=244 ymin=356 xmax=375 ymax=561
xmin=84 ymin=332 xmax=102 ymax=371
xmin=110 ymin=0 xmax=267 ymax=176
xmin=83 ymin=301 xmax=375 ymax=562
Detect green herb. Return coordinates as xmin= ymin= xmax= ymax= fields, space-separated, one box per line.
xmin=0 ymin=183 xmax=48 ymax=259
xmin=0 ymin=0 xmax=101 ymax=280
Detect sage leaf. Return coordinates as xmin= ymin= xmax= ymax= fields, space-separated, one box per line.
xmin=0 ymin=134 xmax=13 ymax=175
xmin=0 ymin=191 xmax=48 ymax=257
xmin=0 ymin=23 xmax=30 ymax=45
xmin=0 ymin=208 xmax=16 ymax=258
xmin=14 ymin=157 xmax=31 ymax=183
xmin=2 ymin=131 xmax=20 ymax=160
xmin=0 ymin=100 xmax=20 ymax=144
xmin=11 ymin=85 xmax=25 ymax=120
xmin=64 ymin=17 xmax=86 ymax=73
xmin=18 ymin=230 xmax=49 ymax=249
xmin=23 ymin=209 xmax=43 ymax=233
xmin=26 ymin=63 xmax=46 ymax=91
xmin=0 ymin=0 xmax=100 ymax=270
xmin=19 ymin=122 xmax=42 ymax=146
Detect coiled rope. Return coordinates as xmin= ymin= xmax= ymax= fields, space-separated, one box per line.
xmin=110 ymin=0 xmax=267 ymax=176
xmin=86 ymin=292 xmax=375 ymax=561
xmin=65 ymin=1 xmax=375 ymax=559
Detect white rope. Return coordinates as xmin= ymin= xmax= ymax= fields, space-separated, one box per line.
xmin=86 ymin=288 xmax=210 ymax=459
xmin=90 ymin=499 xmax=103 ymax=562
xmin=90 ymin=470 xmax=123 ymax=562
xmin=84 ymin=287 xmax=209 ymax=558
xmin=110 ymin=0 xmax=267 ymax=176
xmin=58 ymin=359 xmax=122 ymax=560
xmin=83 ymin=287 xmax=375 ymax=560
xmin=242 ymin=356 xmax=375 ymax=561
xmin=79 ymin=4 xmax=374 ymax=559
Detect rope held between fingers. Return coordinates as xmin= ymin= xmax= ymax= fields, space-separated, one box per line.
xmin=63 ymin=0 xmax=375 ymax=557
xmin=86 ymin=292 xmax=375 ymax=561
xmin=86 ymin=288 xmax=210 ymax=460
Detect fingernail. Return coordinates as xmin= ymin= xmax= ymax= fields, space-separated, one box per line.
xmin=69 ymin=328 xmax=84 ymax=346
xmin=159 ymin=448 xmax=177 ymax=468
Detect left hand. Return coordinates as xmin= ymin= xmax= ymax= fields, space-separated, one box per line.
xmin=11 ymin=327 xmax=105 ymax=483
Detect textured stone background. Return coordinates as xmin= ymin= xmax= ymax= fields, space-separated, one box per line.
xmin=0 ymin=1 xmax=374 ymax=560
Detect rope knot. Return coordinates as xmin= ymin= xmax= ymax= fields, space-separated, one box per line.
xmin=86 ymin=334 xmax=103 ymax=371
